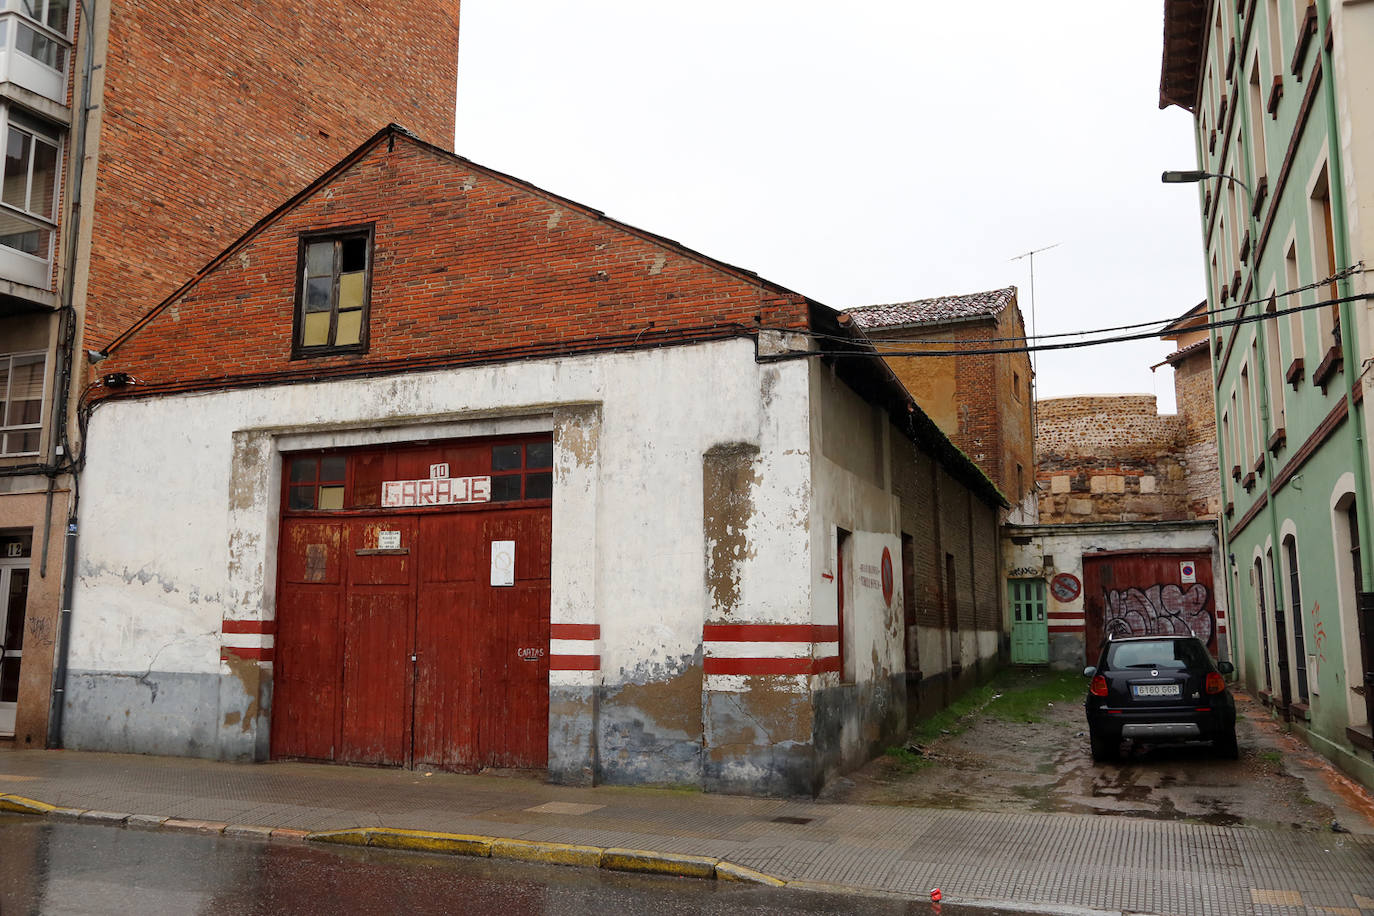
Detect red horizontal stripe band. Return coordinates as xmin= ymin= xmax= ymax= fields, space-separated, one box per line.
xmin=703 ymin=624 xmax=839 ymax=643
xmin=549 ymin=654 xmax=600 ymax=671
xmin=222 ymin=619 xmax=276 ymax=635
xmin=221 ymin=647 xmax=275 ymax=661
xmin=550 ymin=623 xmax=600 ymax=640
xmin=703 ymin=656 xmax=840 ymax=675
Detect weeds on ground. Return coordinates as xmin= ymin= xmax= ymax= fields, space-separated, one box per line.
xmin=985 ymin=669 xmax=1083 ymax=724
xmin=1260 ymin=750 xmax=1283 ymax=765
xmin=884 ymin=745 xmax=931 ymax=773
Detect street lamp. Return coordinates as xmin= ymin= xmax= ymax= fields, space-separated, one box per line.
xmin=1161 ymin=169 xmax=1253 ymax=212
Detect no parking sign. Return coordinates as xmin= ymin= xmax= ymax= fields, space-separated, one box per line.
xmin=1180 ymin=561 xmax=1196 ymax=584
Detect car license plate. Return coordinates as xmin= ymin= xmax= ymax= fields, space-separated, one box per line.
xmin=1132 ymin=684 xmax=1181 ymax=698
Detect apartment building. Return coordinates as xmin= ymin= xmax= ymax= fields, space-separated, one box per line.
xmin=1160 ymin=0 xmax=1374 ymax=788
xmin=0 ymin=1 xmax=459 ymax=747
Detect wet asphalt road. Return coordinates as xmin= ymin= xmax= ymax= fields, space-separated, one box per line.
xmin=0 ymin=815 xmax=1025 ymax=916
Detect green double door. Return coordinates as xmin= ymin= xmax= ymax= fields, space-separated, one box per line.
xmin=1009 ymin=578 xmax=1049 ymax=665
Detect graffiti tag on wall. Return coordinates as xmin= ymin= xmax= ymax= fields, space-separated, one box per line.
xmin=1103 ymin=583 xmax=1212 ymax=644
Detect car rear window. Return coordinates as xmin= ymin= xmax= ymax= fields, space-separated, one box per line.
xmin=1105 ymin=639 xmax=1211 ymax=670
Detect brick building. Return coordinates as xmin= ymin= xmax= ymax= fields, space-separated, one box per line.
xmin=846 ymin=288 xmax=1034 ymax=522
xmin=1002 ymin=313 xmax=1226 ymax=668
xmin=1160 ymin=302 xmax=1221 ymax=519
xmin=0 ymin=3 xmax=459 ymax=746
xmin=65 ymin=125 xmax=1006 ymax=795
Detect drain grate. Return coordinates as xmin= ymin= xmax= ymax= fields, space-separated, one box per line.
xmin=771 ymin=816 xmax=813 ymax=825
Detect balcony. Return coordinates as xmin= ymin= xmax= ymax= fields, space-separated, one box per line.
xmin=0 ymin=4 xmax=72 ymax=107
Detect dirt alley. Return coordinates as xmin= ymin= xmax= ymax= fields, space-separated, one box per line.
xmin=821 ymin=673 xmax=1374 ymax=836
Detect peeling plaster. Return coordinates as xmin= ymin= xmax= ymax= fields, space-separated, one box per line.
xmin=703 ymin=442 xmax=761 ymax=616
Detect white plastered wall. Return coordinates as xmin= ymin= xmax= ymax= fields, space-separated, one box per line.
xmin=70 ymin=338 xmax=813 ymax=719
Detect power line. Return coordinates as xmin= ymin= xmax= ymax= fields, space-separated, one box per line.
xmin=761 ymin=284 xmax=1369 ymax=361
xmin=832 ymin=263 xmax=1362 ymax=348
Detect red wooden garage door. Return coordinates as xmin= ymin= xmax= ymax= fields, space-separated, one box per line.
xmin=1081 ymin=550 xmax=1216 ymax=663
xmin=272 ymin=435 xmax=552 ymax=770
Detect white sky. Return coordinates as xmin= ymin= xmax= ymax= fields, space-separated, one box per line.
xmin=454 ymin=1 xmax=1203 ymax=414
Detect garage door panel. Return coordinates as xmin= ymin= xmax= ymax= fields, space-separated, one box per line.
xmin=419 ymin=514 xmax=483 ymax=584
xmin=485 ymin=579 xmax=549 ymax=767
xmin=340 ymin=588 xmax=414 ymax=765
xmin=273 ymin=585 xmax=342 ymax=761
xmin=279 ymin=521 xmax=344 ymax=585
xmin=413 ymin=581 xmax=483 ymax=768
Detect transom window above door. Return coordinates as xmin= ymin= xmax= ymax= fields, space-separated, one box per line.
xmin=282 ymin=434 xmax=554 ymax=513
xmin=292 ymin=225 xmax=373 ymax=358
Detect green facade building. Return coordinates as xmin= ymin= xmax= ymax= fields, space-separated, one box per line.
xmin=1160 ymin=0 xmax=1374 ymax=788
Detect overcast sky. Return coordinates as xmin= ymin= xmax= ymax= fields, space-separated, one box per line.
xmin=454 ymin=1 xmax=1202 ymax=413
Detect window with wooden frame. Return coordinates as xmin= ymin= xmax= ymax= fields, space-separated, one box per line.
xmin=293 ymin=225 xmax=373 ymax=357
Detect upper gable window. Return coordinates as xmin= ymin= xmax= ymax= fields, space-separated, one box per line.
xmin=293 ymin=225 xmax=373 ymax=357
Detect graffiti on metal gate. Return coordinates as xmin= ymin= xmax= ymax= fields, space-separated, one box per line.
xmin=1102 ymin=583 xmax=1212 ymax=644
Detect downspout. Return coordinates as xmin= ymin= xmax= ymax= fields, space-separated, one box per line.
xmin=47 ymin=0 xmax=99 ymax=748
xmin=1316 ymin=0 xmax=1374 ymax=591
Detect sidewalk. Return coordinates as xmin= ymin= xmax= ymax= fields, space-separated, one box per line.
xmin=2 ymin=747 xmax=1373 ymax=916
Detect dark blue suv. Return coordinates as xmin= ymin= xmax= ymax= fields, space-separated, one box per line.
xmin=1084 ymin=635 xmax=1237 ymax=762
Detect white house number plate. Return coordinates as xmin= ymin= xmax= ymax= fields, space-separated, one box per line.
xmin=1132 ymin=684 xmax=1181 ymax=698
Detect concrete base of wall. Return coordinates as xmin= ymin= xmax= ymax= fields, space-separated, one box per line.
xmin=61 ymin=670 xmax=220 ymax=758
xmin=813 ymin=673 xmax=906 ymax=793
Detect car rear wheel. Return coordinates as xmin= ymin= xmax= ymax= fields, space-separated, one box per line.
xmin=1089 ymin=729 xmax=1116 ymax=763
xmin=1215 ymin=730 xmax=1239 ymax=760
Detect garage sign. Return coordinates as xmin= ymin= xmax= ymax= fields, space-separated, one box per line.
xmin=382 ymin=474 xmax=492 ymax=507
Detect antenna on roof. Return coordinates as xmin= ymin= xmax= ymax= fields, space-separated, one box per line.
xmin=1009 ymin=242 xmax=1059 ymax=456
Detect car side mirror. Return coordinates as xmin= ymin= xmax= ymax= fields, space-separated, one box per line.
xmin=1083 ymin=666 xmax=1097 ymax=677
xmin=1217 ymin=661 xmax=1234 ymax=675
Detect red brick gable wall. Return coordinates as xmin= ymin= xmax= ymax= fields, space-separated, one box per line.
xmin=83 ymin=1 xmax=461 ymax=346
xmin=100 ymin=136 xmax=809 ymax=389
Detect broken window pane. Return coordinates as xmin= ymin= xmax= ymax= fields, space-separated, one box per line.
xmin=297 ymin=231 xmax=371 ymax=354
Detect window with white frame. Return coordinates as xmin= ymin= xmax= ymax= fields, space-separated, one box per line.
xmin=13 ymin=0 xmax=70 ymax=70
xmin=0 ymin=106 xmax=58 ymax=272
xmin=0 ymin=350 xmax=44 ymax=456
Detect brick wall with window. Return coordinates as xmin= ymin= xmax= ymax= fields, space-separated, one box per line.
xmin=96 ymin=130 xmax=810 ymax=386
xmin=81 ymin=0 xmax=462 ymax=347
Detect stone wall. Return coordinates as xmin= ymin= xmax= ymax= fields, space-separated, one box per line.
xmin=1035 ymin=395 xmax=1191 ymax=523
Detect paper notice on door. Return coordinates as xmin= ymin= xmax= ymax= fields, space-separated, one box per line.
xmin=490 ymin=540 xmax=515 ymax=587
xmin=377 ymin=530 xmax=401 ymax=550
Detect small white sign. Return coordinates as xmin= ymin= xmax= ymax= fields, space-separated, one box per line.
xmin=378 ymin=530 xmax=401 ymax=550
xmin=1180 ymin=561 xmax=1196 ymax=584
xmin=430 ymin=463 xmax=449 ymax=479
xmin=490 ymin=540 xmax=516 ymax=587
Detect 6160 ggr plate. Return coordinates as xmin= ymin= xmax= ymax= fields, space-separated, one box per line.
xmin=1132 ymin=684 xmax=1181 ymax=698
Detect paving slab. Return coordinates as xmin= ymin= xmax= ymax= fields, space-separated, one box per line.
xmin=0 ymin=747 xmax=1370 ymax=916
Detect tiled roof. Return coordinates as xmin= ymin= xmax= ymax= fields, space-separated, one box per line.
xmin=846 ymin=287 xmax=1017 ymax=330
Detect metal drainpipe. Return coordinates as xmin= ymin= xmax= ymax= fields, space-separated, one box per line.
xmin=47 ymin=0 xmax=99 ymax=748
xmin=1316 ymin=0 xmax=1374 ymax=591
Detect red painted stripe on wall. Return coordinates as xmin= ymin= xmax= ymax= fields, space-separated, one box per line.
xmin=704 ymin=656 xmax=841 ymax=675
xmin=550 ymin=654 xmax=600 ymax=671
xmin=1048 ymin=625 xmax=1082 ymax=633
xmin=222 ymin=619 xmax=276 ymax=635
xmin=221 ymin=646 xmax=274 ymax=661
xmin=703 ymin=624 xmax=839 ymax=642
xmin=550 ymin=623 xmax=600 ymax=640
